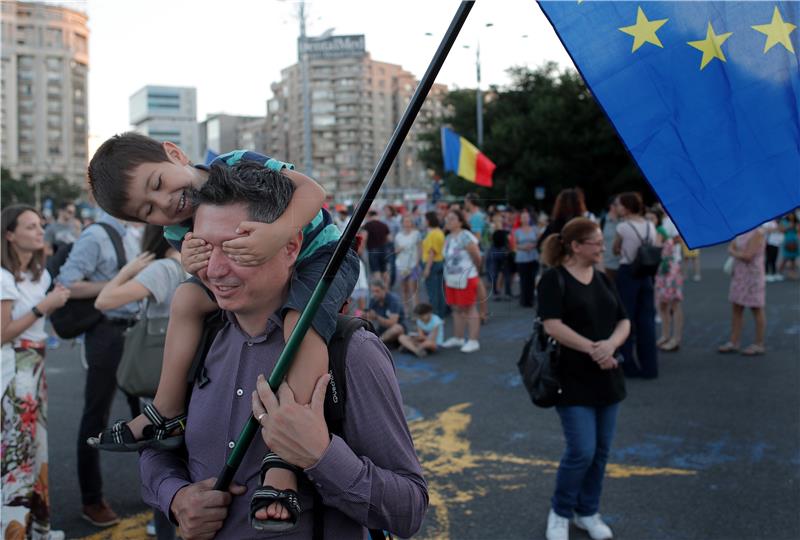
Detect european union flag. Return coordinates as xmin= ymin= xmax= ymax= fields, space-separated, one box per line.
xmin=539 ymin=1 xmax=800 ymax=247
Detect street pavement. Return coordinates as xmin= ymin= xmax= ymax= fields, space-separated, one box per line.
xmin=45 ymin=244 xmax=799 ymax=539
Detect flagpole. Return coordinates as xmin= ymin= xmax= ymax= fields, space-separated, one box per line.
xmin=213 ymin=0 xmax=475 ymax=491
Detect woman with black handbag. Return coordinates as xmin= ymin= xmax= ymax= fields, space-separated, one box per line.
xmin=93 ymin=225 xmax=185 ymax=540
xmin=612 ymin=192 xmax=660 ymax=379
xmin=538 ymin=217 xmax=630 ymax=540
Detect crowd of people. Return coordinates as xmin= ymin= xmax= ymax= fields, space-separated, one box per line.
xmin=2 ymin=131 xmax=798 ymax=539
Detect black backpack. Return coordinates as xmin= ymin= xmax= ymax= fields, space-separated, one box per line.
xmin=627 ymin=222 xmax=661 ymax=278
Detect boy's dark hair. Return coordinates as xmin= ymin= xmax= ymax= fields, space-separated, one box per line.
xmin=192 ymin=161 xmax=294 ymax=224
xmin=413 ymin=303 xmax=433 ymax=316
xmin=88 ymin=132 xmax=172 ymax=221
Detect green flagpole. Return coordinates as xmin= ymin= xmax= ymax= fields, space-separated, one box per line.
xmin=214 ymin=0 xmax=475 ymax=491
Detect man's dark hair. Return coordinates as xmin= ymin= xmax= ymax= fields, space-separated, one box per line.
xmin=192 ymin=161 xmax=294 ymax=223
xmin=465 ymin=192 xmax=480 ymax=207
xmin=424 ymin=211 xmax=440 ymax=229
xmin=88 ymin=132 xmax=171 ymax=221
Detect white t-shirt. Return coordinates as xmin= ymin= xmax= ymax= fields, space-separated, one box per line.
xmin=1 ymin=267 xmax=51 ymax=344
xmin=133 ymin=258 xmax=187 ymax=319
xmin=616 ymin=219 xmax=658 ymax=265
xmin=444 ymin=230 xmax=479 ymax=288
xmin=394 ymin=230 xmax=420 ymax=273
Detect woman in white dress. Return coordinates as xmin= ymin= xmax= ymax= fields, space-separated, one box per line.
xmin=394 ymin=215 xmax=421 ymax=314
xmin=2 ymin=205 xmax=70 ymax=540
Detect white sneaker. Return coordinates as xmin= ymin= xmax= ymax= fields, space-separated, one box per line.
xmin=441 ymin=337 xmax=465 ymax=348
xmin=692 ymin=274 xmax=701 ymax=282
xmin=774 ymin=274 xmax=785 ymax=281
xmin=546 ymin=509 xmax=569 ymax=540
xmin=48 ymin=531 xmax=66 ymax=540
xmin=574 ymin=513 xmax=613 ymax=540
xmin=146 ymin=519 xmax=156 ymax=536
xmin=765 ymin=274 xmax=775 ymax=283
xmin=460 ymin=339 xmax=480 ymax=353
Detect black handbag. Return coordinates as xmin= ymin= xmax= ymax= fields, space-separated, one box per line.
xmin=627 ymin=222 xmax=661 ymax=278
xmin=50 ymin=223 xmax=127 ymax=339
xmin=517 ymin=269 xmax=564 ymax=408
xmin=116 ymin=299 xmax=168 ymax=398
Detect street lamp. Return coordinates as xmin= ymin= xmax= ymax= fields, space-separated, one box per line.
xmin=463 ymin=22 xmax=493 ymax=147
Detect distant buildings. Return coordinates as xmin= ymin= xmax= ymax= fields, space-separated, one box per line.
xmin=0 ymin=0 xmax=89 ymax=186
xmin=267 ymin=33 xmax=448 ymax=197
xmin=198 ymin=113 xmax=267 ymax=160
xmin=129 ymin=85 xmax=200 ymax=163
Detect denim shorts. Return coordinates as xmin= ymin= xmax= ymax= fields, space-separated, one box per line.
xmin=367 ymin=244 xmax=389 ymax=274
xmin=282 ymin=243 xmax=360 ymax=343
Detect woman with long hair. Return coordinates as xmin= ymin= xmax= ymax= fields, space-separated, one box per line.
xmin=2 ymin=205 xmax=71 ymax=540
xmin=539 ymin=217 xmax=630 ymax=540
xmin=612 ymin=192 xmax=660 ymax=379
xmin=538 ymin=188 xmax=589 ymax=250
xmin=440 ymin=209 xmax=482 ymax=353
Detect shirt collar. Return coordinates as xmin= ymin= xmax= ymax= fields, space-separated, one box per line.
xmin=223 ymin=310 xmax=284 ymax=344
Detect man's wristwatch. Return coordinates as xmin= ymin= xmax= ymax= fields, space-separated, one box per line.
xmin=31 ymin=306 xmax=44 ymax=318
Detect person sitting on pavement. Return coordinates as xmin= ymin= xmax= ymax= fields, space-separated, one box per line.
xmin=397 ymin=303 xmax=444 ymax=358
xmin=365 ymin=278 xmax=407 ymax=346
xmin=139 ymin=169 xmax=428 ymax=539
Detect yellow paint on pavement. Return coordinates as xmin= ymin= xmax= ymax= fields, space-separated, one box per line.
xmin=410 ymin=402 xmax=696 ymax=539
xmin=80 ymin=402 xmax=695 ymax=540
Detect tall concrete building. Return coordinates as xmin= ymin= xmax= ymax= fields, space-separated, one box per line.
xmin=129 ymin=85 xmax=200 ymax=163
xmin=198 ymin=113 xmax=266 ymax=158
xmin=267 ymin=34 xmax=447 ymax=198
xmin=0 ymin=0 xmax=89 ymax=186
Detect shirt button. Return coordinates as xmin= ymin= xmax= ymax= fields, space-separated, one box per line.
xmin=246 ymin=341 xmax=253 ymax=347
xmin=228 ymin=441 xmax=235 ymax=449
xmin=236 ymin=388 xmax=244 ymax=397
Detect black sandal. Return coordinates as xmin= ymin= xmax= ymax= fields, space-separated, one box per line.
xmin=87 ymin=403 xmax=186 ymax=452
xmin=250 ymin=453 xmax=302 ymax=532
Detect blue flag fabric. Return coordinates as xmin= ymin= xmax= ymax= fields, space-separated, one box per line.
xmin=539 ymin=1 xmax=800 ymax=247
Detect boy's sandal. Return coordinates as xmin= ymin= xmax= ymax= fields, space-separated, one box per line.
xmin=717 ymin=342 xmax=739 ymax=354
xmin=741 ymin=344 xmax=765 ymax=356
xmin=250 ymin=453 xmax=302 ymax=532
xmin=87 ymin=403 xmax=186 ymax=452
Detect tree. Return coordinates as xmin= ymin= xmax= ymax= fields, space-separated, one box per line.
xmin=38 ymin=175 xmax=83 ymax=208
xmin=1 ymin=168 xmax=34 ymax=207
xmin=418 ymin=63 xmax=653 ymax=212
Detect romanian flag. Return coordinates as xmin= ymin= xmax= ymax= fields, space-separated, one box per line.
xmin=441 ymin=127 xmax=496 ymax=187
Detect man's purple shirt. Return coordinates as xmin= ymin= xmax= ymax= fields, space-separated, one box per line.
xmin=139 ymin=312 xmax=427 ymax=538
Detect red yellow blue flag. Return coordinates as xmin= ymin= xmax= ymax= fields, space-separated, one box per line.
xmin=441 ymin=127 xmax=496 ymax=188
xmin=539 ymin=1 xmax=800 ymax=248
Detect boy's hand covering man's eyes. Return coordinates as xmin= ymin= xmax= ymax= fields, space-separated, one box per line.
xmin=181 ymin=232 xmax=212 ymax=275
xmin=222 ymin=221 xmax=291 ymax=267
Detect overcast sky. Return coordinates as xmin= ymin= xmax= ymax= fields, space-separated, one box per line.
xmin=80 ymin=0 xmax=574 ymax=145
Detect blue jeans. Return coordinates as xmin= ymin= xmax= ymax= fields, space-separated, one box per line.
xmin=424 ymin=261 xmax=446 ymax=318
xmin=487 ymin=247 xmax=511 ymax=296
xmin=615 ymin=264 xmax=658 ymax=378
xmin=552 ymin=403 xmax=620 ymax=518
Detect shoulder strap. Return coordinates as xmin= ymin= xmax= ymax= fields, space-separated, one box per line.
xmin=324 ymin=314 xmax=377 ymax=435
xmin=314 ymin=314 xmax=386 ymax=540
xmin=94 ymin=222 xmax=127 ymax=270
xmin=626 ymin=220 xmax=650 ymax=245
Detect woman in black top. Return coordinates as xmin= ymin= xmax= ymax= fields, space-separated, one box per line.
xmin=538 ymin=217 xmax=630 ymax=540
xmin=487 ymin=212 xmax=512 ymax=299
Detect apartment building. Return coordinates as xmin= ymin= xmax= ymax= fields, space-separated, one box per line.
xmin=0 ymin=0 xmax=89 ymax=185
xmin=129 ymin=85 xmax=200 ymax=163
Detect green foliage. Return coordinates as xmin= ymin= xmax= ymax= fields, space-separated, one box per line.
xmin=1 ymin=168 xmax=34 ymax=207
xmin=418 ymin=63 xmax=653 ymax=211
xmin=1 ymin=168 xmax=82 ymax=210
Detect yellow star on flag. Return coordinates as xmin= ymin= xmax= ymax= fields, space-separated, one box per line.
xmin=752 ymin=6 xmax=797 ymax=54
xmin=687 ymin=22 xmax=733 ymax=70
xmin=619 ymin=6 xmax=669 ymax=52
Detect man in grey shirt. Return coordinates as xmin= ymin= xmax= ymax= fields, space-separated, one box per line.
xmin=140 ymin=165 xmax=428 ymax=538
xmin=57 ymin=212 xmax=141 ymax=527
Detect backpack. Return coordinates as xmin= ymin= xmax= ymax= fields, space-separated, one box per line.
xmin=189 ymin=313 xmax=390 ymax=540
xmin=49 ymin=223 xmax=127 ymax=339
xmin=627 ymin=222 xmax=661 ymax=278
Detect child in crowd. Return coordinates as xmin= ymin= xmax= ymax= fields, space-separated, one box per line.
xmin=397 ymin=303 xmax=444 ymax=357
xmin=85 ymin=132 xmax=359 ymax=531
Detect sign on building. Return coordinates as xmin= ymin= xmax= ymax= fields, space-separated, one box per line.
xmin=299 ymin=34 xmax=366 ymax=59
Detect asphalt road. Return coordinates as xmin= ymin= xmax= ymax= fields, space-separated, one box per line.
xmin=44 ymin=244 xmax=800 ymax=539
